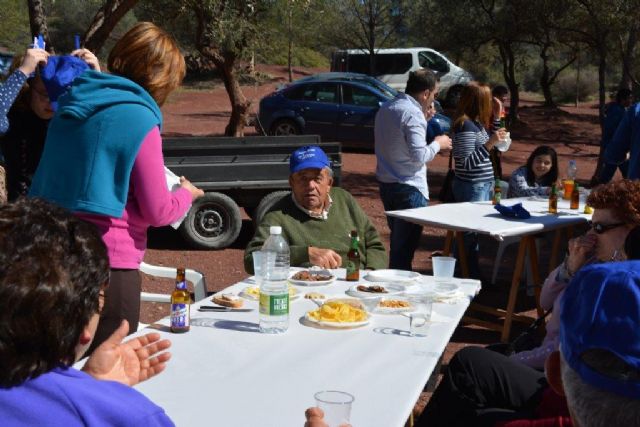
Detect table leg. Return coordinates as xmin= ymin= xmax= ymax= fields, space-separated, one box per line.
xmin=501 ymin=236 xmax=528 ymax=342
xmin=455 ymin=231 xmax=470 ymax=278
xmin=443 ymin=230 xmax=454 ymax=256
xmin=525 ymin=237 xmax=544 ymax=317
xmin=548 ymin=229 xmax=563 ymax=275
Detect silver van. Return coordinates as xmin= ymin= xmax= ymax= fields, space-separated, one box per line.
xmin=331 ymin=47 xmax=473 ymax=106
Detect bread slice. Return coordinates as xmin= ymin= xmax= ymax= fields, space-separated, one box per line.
xmin=212 ymin=293 xmax=244 ymax=308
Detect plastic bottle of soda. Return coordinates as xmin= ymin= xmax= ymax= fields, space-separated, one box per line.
xmin=170 ymin=267 xmax=190 ymax=333
xmin=259 ymin=226 xmax=290 ymax=333
xmin=346 ymin=230 xmax=360 ymax=281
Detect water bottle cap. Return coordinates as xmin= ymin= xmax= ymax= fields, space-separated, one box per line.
xmin=269 ymin=226 xmax=282 ymax=235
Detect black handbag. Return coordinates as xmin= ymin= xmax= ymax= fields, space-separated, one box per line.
xmin=438 ymin=151 xmax=456 ymax=203
xmin=486 ymin=308 xmax=553 ymax=356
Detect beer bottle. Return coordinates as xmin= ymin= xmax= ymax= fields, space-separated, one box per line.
xmin=346 ymin=230 xmax=360 ymax=281
xmin=170 ymin=267 xmax=190 ymax=333
xmin=492 ymin=178 xmax=502 ymax=205
xmin=499 ymin=112 xmax=507 ymax=130
xmin=549 ymin=184 xmax=558 ymax=214
xmin=570 ymin=183 xmax=580 ymax=210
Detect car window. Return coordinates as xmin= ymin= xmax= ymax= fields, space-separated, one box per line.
xmin=283 ymin=84 xmax=307 ymax=100
xmin=346 ymin=53 xmax=412 ymax=75
xmin=302 ymin=83 xmax=338 ymax=104
xmin=419 ymin=51 xmax=450 ymax=74
xmin=342 ymin=84 xmax=380 ymax=107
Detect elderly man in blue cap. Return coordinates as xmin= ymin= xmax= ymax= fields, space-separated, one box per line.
xmin=244 ymin=145 xmax=387 ymax=273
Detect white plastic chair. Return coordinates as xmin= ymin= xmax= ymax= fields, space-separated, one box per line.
xmin=138 ymin=262 xmax=207 ymax=331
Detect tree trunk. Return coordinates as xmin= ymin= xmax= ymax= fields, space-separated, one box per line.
xmin=210 ymin=55 xmax=251 ymax=137
xmin=83 ymin=0 xmax=140 ymax=54
xmin=619 ymin=25 xmax=638 ymax=90
xmin=27 ymin=0 xmax=50 ymax=49
xmin=539 ymin=45 xmax=555 ymax=107
xmin=287 ymin=4 xmax=293 ymax=82
xmin=591 ymin=44 xmax=608 ymax=183
xmin=499 ymin=42 xmax=520 ymax=123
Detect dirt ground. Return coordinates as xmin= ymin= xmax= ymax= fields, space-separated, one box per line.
xmin=141 ymin=64 xmax=604 ymax=417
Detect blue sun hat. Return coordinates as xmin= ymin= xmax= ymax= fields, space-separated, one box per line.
xmin=560 ymin=261 xmax=640 ymax=399
xmin=39 ymin=55 xmax=89 ymax=111
xmin=290 ymin=146 xmax=330 ymax=174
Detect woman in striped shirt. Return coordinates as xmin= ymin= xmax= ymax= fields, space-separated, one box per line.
xmin=451 ymin=82 xmax=506 ymax=278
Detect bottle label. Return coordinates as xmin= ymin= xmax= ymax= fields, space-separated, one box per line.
xmin=346 ymin=259 xmax=359 ymax=275
xmin=171 ymin=304 xmax=190 ymax=328
xmin=176 ymin=280 xmax=187 ymax=290
xmin=259 ymin=292 xmax=289 ymax=316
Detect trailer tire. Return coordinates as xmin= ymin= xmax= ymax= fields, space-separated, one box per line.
xmin=180 ymin=192 xmax=242 ymax=249
xmin=253 ymin=191 xmax=291 ymax=227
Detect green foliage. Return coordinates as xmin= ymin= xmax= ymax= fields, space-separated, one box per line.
xmin=552 ymin=66 xmax=599 ymax=103
xmin=257 ymin=45 xmax=328 ymax=68
xmin=0 ymin=0 xmax=31 ymax=53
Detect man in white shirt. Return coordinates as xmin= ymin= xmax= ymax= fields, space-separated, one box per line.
xmin=375 ymin=69 xmax=452 ymax=270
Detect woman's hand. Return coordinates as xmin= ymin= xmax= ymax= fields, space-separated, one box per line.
xmin=18 ymin=48 xmax=49 ymax=76
xmin=566 ymin=234 xmax=597 ymax=275
xmin=485 ymin=128 xmax=507 ymax=151
xmin=71 ymin=48 xmax=101 ymax=71
xmin=180 ymin=176 xmax=204 ymax=200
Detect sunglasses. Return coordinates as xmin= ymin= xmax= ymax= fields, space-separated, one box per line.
xmin=588 ymin=221 xmax=626 ymax=234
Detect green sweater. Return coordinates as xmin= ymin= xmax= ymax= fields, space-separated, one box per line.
xmin=244 ymin=187 xmax=388 ymax=273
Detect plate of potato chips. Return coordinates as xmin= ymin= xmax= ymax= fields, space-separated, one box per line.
xmin=305 ymin=298 xmax=370 ymax=328
xmin=240 ymin=284 xmax=300 ymax=301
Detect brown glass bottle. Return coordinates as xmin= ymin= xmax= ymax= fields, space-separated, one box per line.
xmin=346 ymin=230 xmax=360 ymax=281
xmin=549 ymin=184 xmax=558 ymax=214
xmin=570 ymin=183 xmax=580 ymax=210
xmin=170 ymin=267 xmax=190 ymax=333
xmin=492 ymin=178 xmax=502 ymax=205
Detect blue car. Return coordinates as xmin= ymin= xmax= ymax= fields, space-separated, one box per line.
xmin=256 ymin=73 xmax=451 ymax=148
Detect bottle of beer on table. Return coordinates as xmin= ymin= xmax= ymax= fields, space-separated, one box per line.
xmin=549 ymin=184 xmax=558 ymax=214
xmin=570 ymin=183 xmax=580 ymax=210
xmin=170 ymin=267 xmax=190 ymax=333
xmin=346 ymin=230 xmax=360 ymax=281
xmin=492 ymin=178 xmax=502 ymax=205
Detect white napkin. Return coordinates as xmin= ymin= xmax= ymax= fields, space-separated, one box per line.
xmin=165 ymin=166 xmax=188 ymax=229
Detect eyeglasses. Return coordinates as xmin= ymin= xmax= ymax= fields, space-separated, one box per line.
xmin=588 ymin=221 xmax=626 ymax=234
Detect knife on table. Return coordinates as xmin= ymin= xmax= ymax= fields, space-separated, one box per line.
xmin=198 ymin=306 xmax=254 ymax=312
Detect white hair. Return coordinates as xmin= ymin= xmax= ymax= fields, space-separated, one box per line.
xmin=560 ymin=350 xmax=640 ymax=427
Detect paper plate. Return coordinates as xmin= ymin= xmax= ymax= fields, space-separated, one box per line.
xmin=304 ymin=310 xmax=370 ymax=329
xmin=240 ymin=285 xmax=300 ymax=301
xmin=375 ymin=297 xmax=415 ymax=314
xmin=288 ymin=270 xmax=336 ymax=286
xmin=363 ymin=269 xmax=421 ymax=283
xmin=345 ymin=283 xmax=405 ymax=298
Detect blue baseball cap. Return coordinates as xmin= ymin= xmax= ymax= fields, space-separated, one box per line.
xmin=40 ymin=55 xmax=89 ymax=111
xmin=289 ymin=145 xmax=330 ymax=174
xmin=560 ymin=261 xmax=640 ymax=399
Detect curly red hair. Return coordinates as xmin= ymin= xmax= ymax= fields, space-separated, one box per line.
xmin=587 ymin=180 xmax=640 ymax=225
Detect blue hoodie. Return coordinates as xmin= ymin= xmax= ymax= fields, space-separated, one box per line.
xmin=29 ymin=70 xmax=162 ymax=217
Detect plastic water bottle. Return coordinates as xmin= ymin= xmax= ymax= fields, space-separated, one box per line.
xmin=259 ymin=226 xmax=290 ymax=333
xmin=567 ymin=160 xmax=577 ymax=181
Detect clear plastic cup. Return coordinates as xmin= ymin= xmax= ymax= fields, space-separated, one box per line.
xmin=252 ymin=250 xmax=265 ymax=286
xmin=432 ymin=256 xmax=456 ymax=281
xmin=314 ymin=390 xmax=354 ymax=426
xmin=406 ymin=295 xmax=433 ymax=337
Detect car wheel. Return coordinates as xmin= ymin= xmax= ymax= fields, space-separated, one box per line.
xmin=179 ymin=192 xmax=242 ymax=249
xmin=444 ymin=86 xmax=463 ymax=108
xmin=271 ymin=119 xmax=300 ymax=136
xmin=253 ymin=191 xmax=291 ymax=227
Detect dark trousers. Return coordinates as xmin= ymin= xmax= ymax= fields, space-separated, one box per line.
xmin=417 ymin=346 xmax=548 ymax=427
xmin=379 ymin=182 xmax=427 ymax=271
xmin=87 ymin=269 xmax=141 ymax=355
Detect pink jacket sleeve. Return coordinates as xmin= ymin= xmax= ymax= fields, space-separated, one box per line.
xmin=540 ymin=266 xmax=568 ymax=310
xmin=130 ymin=126 xmax=193 ymax=226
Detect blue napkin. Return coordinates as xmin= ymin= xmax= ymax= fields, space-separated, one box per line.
xmin=494 ymin=202 xmax=531 ymax=219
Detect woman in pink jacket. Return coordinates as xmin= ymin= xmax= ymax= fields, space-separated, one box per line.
xmin=510 ymin=179 xmax=640 ymax=369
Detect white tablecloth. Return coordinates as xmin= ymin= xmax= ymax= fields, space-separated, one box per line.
xmin=386 ymin=197 xmax=591 ymax=240
xmin=128 ymin=270 xmax=480 ymax=427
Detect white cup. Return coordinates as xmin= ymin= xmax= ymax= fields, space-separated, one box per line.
xmin=432 ymin=256 xmax=456 ymax=281
xmin=252 ymin=250 xmax=265 ymax=286
xmin=314 ymin=390 xmax=354 ymax=427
